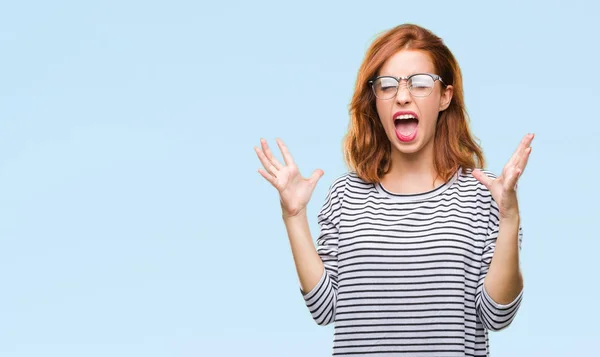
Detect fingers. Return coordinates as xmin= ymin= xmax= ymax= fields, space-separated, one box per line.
xmin=474 ymin=133 xmax=534 ymax=195
xmin=517 ymin=146 xmax=532 ymax=176
xmin=506 ymin=146 xmax=531 ymax=190
xmin=254 ymin=143 xmax=280 ymax=178
xmin=508 ymin=133 xmax=534 ymax=168
xmin=261 ymin=138 xmax=284 ymax=170
xmin=504 ymin=165 xmax=522 ymax=191
xmin=276 ymin=138 xmax=296 ymax=167
xmin=257 ymin=167 xmax=277 ymax=186
xmin=506 ymin=133 xmax=533 ymax=186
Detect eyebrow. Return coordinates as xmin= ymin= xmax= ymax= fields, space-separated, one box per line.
xmin=377 ymin=72 xmax=432 ymax=77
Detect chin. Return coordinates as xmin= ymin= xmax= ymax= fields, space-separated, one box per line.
xmin=392 ymin=142 xmax=422 ymax=155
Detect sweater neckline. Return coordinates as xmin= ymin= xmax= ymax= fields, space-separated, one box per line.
xmin=375 ymin=167 xmax=461 ymax=202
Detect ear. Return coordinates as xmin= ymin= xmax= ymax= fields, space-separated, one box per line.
xmin=439 ymin=85 xmax=453 ymax=111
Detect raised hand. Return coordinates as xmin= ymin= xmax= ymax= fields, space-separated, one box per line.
xmin=472 ymin=133 xmax=534 ymax=220
xmin=254 ymin=138 xmax=324 ymax=218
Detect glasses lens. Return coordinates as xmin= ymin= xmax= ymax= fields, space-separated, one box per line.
xmin=373 ymin=77 xmax=398 ymax=99
xmin=408 ymin=75 xmax=435 ymax=96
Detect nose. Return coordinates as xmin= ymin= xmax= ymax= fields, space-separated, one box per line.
xmin=395 ymin=81 xmax=411 ymax=106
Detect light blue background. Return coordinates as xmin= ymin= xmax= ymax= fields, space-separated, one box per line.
xmin=1 ymin=1 xmax=598 ymax=356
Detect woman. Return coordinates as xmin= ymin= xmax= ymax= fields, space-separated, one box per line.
xmin=254 ymin=23 xmax=533 ymax=356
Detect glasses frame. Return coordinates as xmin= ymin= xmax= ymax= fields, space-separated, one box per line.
xmin=368 ymin=73 xmax=446 ymax=99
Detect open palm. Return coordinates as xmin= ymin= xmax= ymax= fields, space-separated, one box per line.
xmin=254 ymin=138 xmax=324 ymax=218
xmin=472 ymin=133 xmax=534 ymax=219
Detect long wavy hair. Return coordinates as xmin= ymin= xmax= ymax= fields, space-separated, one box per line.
xmin=343 ymin=24 xmax=485 ymax=183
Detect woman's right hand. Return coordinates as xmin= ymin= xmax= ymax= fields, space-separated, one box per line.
xmin=254 ymin=138 xmax=324 ymax=219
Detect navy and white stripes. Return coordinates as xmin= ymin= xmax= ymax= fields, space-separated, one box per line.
xmin=300 ymin=167 xmax=523 ymax=356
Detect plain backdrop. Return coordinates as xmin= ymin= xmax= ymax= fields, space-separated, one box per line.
xmin=1 ymin=1 xmax=599 ymax=356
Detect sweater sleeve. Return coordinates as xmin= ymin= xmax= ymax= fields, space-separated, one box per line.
xmin=299 ymin=174 xmax=346 ymax=326
xmin=475 ymin=192 xmax=524 ymax=331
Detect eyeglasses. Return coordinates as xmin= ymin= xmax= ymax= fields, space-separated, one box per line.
xmin=368 ymin=73 xmax=446 ymax=99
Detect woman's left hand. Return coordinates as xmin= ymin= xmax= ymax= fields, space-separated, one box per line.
xmin=472 ymin=133 xmax=534 ymax=220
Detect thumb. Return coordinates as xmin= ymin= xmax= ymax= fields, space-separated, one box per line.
xmin=472 ymin=168 xmax=493 ymax=189
xmin=309 ymin=169 xmax=324 ymax=187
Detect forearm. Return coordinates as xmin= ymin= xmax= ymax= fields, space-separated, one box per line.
xmin=282 ymin=209 xmax=325 ymax=294
xmin=483 ymin=215 xmax=523 ymax=304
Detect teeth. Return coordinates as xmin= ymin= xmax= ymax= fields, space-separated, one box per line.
xmin=394 ymin=114 xmax=417 ymax=120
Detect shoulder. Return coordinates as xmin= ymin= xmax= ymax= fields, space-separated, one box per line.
xmin=322 ymin=170 xmax=372 ymax=203
xmin=326 ymin=170 xmax=371 ymax=189
xmin=327 ymin=171 xmax=351 ymax=193
xmin=320 ymin=172 xmax=351 ymax=206
xmin=458 ymin=167 xmax=500 ymax=217
xmin=456 ymin=167 xmax=498 ymax=203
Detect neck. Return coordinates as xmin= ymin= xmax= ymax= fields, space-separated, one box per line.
xmin=381 ymin=141 xmax=443 ymax=194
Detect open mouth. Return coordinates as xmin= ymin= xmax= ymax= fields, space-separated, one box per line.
xmin=393 ymin=113 xmax=419 ymax=142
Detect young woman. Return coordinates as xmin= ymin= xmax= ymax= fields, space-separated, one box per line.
xmin=254 ymin=23 xmax=533 ymax=356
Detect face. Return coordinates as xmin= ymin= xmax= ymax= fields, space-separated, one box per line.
xmin=374 ymin=50 xmax=453 ymax=158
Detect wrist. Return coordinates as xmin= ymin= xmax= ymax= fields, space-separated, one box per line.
xmin=500 ymin=206 xmax=520 ymax=221
xmin=282 ymin=207 xmax=307 ymax=220
xmin=500 ymin=212 xmax=520 ymax=222
xmin=499 ymin=212 xmax=520 ymax=234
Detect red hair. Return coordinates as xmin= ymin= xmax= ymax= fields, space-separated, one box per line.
xmin=343 ymin=23 xmax=485 ymax=183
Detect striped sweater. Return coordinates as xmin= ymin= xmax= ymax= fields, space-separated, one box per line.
xmin=300 ymin=167 xmax=523 ymax=356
